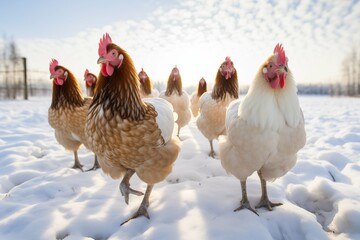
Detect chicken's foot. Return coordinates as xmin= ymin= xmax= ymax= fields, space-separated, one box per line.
xmin=85 ymin=155 xmax=101 ymax=171
xmin=255 ymin=170 xmax=282 ymax=210
xmin=234 ymin=180 xmax=258 ymax=215
xmin=120 ymin=169 xmax=144 ymax=205
xmin=120 ymin=184 xmax=154 ymax=226
xmin=72 ymin=151 xmax=83 ymax=171
xmin=209 ymin=140 xmax=216 ymax=158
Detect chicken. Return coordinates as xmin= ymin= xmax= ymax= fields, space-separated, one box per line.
xmin=84 ymin=69 xmax=97 ymax=97
xmin=219 ymin=44 xmax=306 ymax=214
xmin=196 ymin=57 xmax=238 ymax=158
xmin=85 ymin=33 xmax=180 ymax=225
xmin=48 ymin=59 xmax=100 ymax=171
xmin=190 ymin=77 xmax=207 ymax=117
xmin=138 ymin=68 xmax=159 ymax=98
xmin=159 ymin=66 xmax=191 ymax=138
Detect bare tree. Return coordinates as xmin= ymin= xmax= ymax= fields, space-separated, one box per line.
xmin=9 ymin=39 xmax=20 ymax=99
xmin=341 ymin=46 xmax=360 ymax=96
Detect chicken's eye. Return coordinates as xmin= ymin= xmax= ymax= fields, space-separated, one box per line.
xmin=56 ymin=69 xmax=63 ymax=74
xmin=269 ymin=64 xmax=273 ymax=68
xmin=110 ymin=49 xmax=118 ymax=58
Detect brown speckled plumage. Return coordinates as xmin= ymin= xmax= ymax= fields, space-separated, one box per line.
xmin=48 ymin=66 xmax=95 ymax=169
xmin=86 ymin=44 xmax=180 ymax=184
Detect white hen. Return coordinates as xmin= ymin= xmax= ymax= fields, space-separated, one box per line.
xmin=219 ymin=44 xmax=306 ymax=214
xmin=197 ymin=57 xmax=239 ymax=157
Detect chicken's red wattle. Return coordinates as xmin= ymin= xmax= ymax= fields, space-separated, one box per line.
xmin=280 ymin=73 xmax=285 ymax=88
xmin=101 ymin=64 xmax=108 ymax=77
xmin=54 ymin=78 xmax=64 ymax=86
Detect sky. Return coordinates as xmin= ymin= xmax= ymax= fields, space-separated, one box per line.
xmin=0 ymin=0 xmax=360 ymax=88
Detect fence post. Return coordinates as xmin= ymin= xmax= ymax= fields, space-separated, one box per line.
xmin=22 ymin=57 xmax=28 ymax=100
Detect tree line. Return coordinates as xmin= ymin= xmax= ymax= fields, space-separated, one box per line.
xmin=0 ymin=37 xmax=24 ymax=99
xmin=331 ymin=46 xmax=360 ymax=96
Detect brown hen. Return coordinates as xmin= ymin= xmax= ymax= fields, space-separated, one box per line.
xmin=190 ymin=77 xmax=207 ymax=117
xmin=84 ymin=69 xmax=97 ymax=97
xmin=196 ymin=57 xmax=239 ymax=158
xmin=138 ymin=68 xmax=158 ymax=98
xmin=159 ymin=66 xmax=191 ymax=138
xmin=48 ymin=59 xmax=99 ymax=171
xmin=85 ymin=34 xmax=180 ymax=225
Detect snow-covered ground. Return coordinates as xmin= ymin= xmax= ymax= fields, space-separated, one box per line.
xmin=0 ymin=95 xmax=359 ymax=240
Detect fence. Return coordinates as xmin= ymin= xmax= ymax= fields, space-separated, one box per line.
xmin=0 ymin=58 xmax=52 ymax=99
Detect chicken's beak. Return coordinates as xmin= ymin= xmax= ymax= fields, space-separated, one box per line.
xmin=97 ymin=56 xmax=106 ymax=64
xmin=50 ymin=74 xmax=54 ymax=79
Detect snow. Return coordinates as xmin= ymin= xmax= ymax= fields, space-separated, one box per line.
xmin=0 ymin=95 xmax=359 ymax=240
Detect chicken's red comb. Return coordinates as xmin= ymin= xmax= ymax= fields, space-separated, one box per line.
xmin=98 ymin=33 xmax=112 ymax=56
xmin=274 ymin=43 xmax=286 ymax=66
xmin=49 ymin=59 xmax=58 ymax=74
xmin=225 ymin=56 xmax=232 ymax=67
xmin=84 ymin=69 xmax=89 ymax=78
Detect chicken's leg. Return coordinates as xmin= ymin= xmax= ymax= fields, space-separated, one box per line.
xmin=234 ymin=180 xmax=258 ymax=215
xmin=86 ymin=154 xmax=101 ymax=171
xmin=72 ymin=151 xmax=83 ymax=171
xmin=121 ymin=184 xmax=154 ymax=226
xmin=177 ymin=126 xmax=180 ymax=137
xmin=209 ymin=140 xmax=216 ymax=158
xmin=120 ymin=169 xmax=144 ymax=204
xmin=255 ymin=170 xmax=282 ymax=210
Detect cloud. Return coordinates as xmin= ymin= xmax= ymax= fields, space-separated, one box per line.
xmin=4 ymin=0 xmax=360 ymax=90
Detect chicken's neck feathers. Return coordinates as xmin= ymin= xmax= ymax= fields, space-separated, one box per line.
xmin=211 ymin=72 xmax=239 ymax=101
xmin=239 ymin=72 xmax=301 ymax=131
xmin=50 ymin=75 xmax=84 ymax=110
xmin=92 ymin=66 xmax=148 ymax=122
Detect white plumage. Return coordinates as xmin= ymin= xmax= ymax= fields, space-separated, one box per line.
xmin=190 ymin=92 xmax=201 ymax=117
xmin=159 ymin=90 xmax=191 ymax=137
xmin=219 ymin=44 xmax=306 ymax=214
xmin=143 ymin=97 xmax=176 ymax=144
xmin=197 ymin=92 xmax=235 ymax=140
xmin=196 ymin=56 xmax=239 ymax=157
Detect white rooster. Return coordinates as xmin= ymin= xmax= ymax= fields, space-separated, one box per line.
xmin=219 ymin=44 xmax=306 ymax=214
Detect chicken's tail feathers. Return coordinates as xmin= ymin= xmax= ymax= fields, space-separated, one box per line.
xmin=143 ymin=97 xmax=176 ymax=144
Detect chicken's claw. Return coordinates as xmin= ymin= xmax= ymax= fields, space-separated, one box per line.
xmin=85 ymin=156 xmax=101 ymax=171
xmin=208 ymin=150 xmax=216 ymax=158
xmin=120 ymin=203 xmax=150 ymax=226
xmin=72 ymin=162 xmax=84 ymax=172
xmin=255 ymin=198 xmax=282 ymax=211
xmin=234 ymin=200 xmax=259 ymax=216
xmin=72 ymin=151 xmax=84 ymax=171
xmin=85 ymin=164 xmax=100 ymax=172
xmin=120 ymin=182 xmax=144 ymax=205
